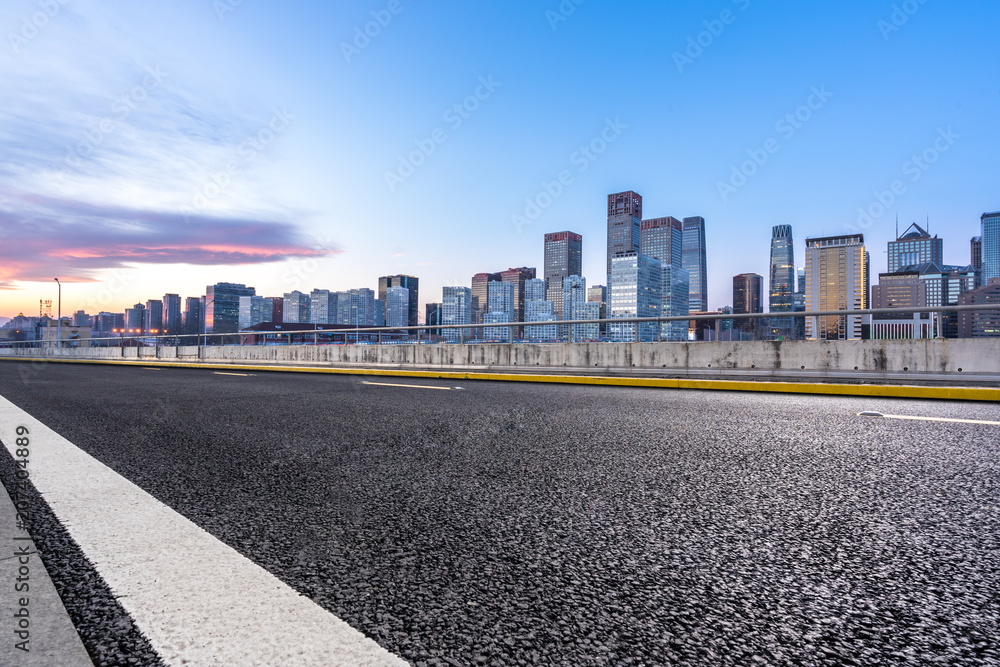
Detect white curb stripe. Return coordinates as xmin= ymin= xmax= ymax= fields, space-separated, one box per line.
xmin=0 ymin=394 xmax=408 ymax=667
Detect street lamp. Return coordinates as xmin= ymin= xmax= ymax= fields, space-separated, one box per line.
xmin=53 ymin=278 xmax=61 ymax=350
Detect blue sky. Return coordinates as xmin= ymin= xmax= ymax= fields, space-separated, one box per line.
xmin=1 ymin=0 xmax=997 ymax=320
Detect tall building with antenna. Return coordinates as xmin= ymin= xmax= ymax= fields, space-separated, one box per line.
xmin=887 ymin=222 xmax=942 ymax=272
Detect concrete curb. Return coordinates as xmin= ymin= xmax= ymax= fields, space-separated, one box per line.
xmin=3 ymin=357 xmax=999 ymax=402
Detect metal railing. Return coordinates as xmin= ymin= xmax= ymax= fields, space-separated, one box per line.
xmin=2 ymin=303 xmax=999 ymax=351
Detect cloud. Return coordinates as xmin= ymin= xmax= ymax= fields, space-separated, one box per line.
xmin=0 ymin=192 xmax=338 ymax=288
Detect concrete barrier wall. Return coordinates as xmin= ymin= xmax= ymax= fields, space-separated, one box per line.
xmin=3 ymin=338 xmax=999 ymax=374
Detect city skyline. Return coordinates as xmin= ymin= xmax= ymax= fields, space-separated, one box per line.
xmin=1 ymin=1 xmax=998 ymax=320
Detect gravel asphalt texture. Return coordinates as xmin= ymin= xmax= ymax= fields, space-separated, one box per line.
xmin=1 ymin=361 xmax=999 ymax=666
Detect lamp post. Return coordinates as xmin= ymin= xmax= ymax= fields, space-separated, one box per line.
xmin=53 ymin=278 xmax=61 ymax=350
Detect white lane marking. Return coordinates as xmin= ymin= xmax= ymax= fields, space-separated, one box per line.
xmin=858 ymin=412 xmax=1000 ymax=426
xmin=0 ymin=395 xmax=407 ymax=667
xmin=360 ymin=381 xmax=462 ymax=391
xmin=213 ymin=372 xmax=252 ymax=377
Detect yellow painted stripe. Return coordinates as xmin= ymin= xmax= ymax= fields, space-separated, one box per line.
xmin=2 ymin=357 xmax=999 ymax=402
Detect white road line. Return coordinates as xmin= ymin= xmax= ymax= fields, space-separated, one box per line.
xmin=0 ymin=395 xmax=408 ymax=667
xmin=213 ymin=372 xmax=252 ymax=377
xmin=360 ymin=381 xmax=462 ymax=391
xmin=859 ymin=412 xmax=1000 ymax=426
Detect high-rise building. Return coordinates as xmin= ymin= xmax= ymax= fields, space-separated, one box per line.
xmin=607 ymin=192 xmax=642 ymax=285
xmin=283 ymin=291 xmax=311 ymax=324
xmin=442 ymin=286 xmax=472 ymax=342
xmin=205 ymin=283 xmax=255 ymax=334
xmin=587 ymin=285 xmax=607 ymax=322
xmin=983 ymin=212 xmax=1000 ymax=283
xmin=525 ymin=278 xmax=547 ymax=302
xmin=385 ymin=286 xmax=410 ymax=328
xmin=733 ymin=273 xmax=763 ymax=336
xmin=486 ymin=281 xmax=515 ymax=322
xmin=125 ymin=303 xmax=145 ymax=332
xmin=501 ymin=266 xmax=536 ymax=327
xmin=609 ymin=253 xmax=661 ymax=342
xmin=640 ymin=216 xmax=683 ymax=268
xmin=888 ymin=222 xmax=943 ymax=273
xmin=310 ymin=289 xmax=335 ymax=324
xmin=871 ymin=263 xmax=978 ymax=339
xmin=524 ymin=299 xmax=558 ymax=341
xmin=145 ymin=299 xmax=163 ymax=333
xmin=163 ymin=294 xmax=182 ymax=335
xmin=562 ymin=275 xmax=587 ymax=341
xmin=804 ymin=235 xmax=868 ymax=340
xmin=796 ymin=267 xmax=806 ymax=295
xmin=238 ymin=296 xmax=271 ymax=330
xmin=971 ymin=236 xmax=983 ymax=287
xmin=95 ymin=312 xmax=124 ymax=334
xmin=425 ymin=303 xmax=442 ymax=336
xmin=183 ymin=297 xmax=203 ymax=335
xmin=471 ymin=272 xmax=501 ymax=326
xmin=660 ymin=265 xmax=690 ymax=341
xmin=378 ymin=275 xmax=419 ymax=327
xmin=768 ymin=225 xmax=796 ymax=340
xmin=374 ymin=299 xmax=385 ymax=327
xmin=682 ymin=216 xmax=708 ymax=312
xmin=544 ymin=231 xmax=582 ymax=321
xmin=958 ymin=278 xmax=1000 ymax=338
xmin=348 ymin=288 xmax=376 ymax=326
xmin=72 ymin=310 xmax=89 ymax=327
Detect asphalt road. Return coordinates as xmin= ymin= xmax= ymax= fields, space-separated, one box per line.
xmin=1 ymin=361 xmax=999 ymax=666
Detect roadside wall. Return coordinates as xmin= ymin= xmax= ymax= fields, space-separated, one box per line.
xmin=2 ymin=339 xmax=998 ymax=374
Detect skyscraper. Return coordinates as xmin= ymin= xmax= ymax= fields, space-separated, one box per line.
xmin=205 ymin=283 xmax=255 ymax=334
xmin=238 ymin=296 xmax=271 ymax=330
xmin=485 ymin=281 xmax=516 ymax=341
xmin=983 ymin=212 xmax=1000 ymax=283
xmin=163 ymin=294 xmax=182 ymax=335
xmin=804 ymin=234 xmax=868 ymax=340
xmin=501 ymin=266 xmax=536 ymax=327
xmin=442 ymin=286 xmax=472 ymax=341
xmin=606 ymin=192 xmax=642 ymax=285
xmin=660 ymin=265 xmax=690 ymax=341
xmin=682 ymin=216 xmax=708 ymax=312
xmin=609 ymin=252 xmax=660 ymax=342
xmin=971 ymin=236 xmax=983 ymax=287
xmin=183 ymin=297 xmax=202 ymax=335
xmin=544 ymin=232 xmax=582 ymax=321
xmin=768 ymin=225 xmax=796 ymax=339
xmin=378 ymin=275 xmax=419 ymax=327
xmin=125 ymin=303 xmax=145 ymax=332
xmin=887 ymin=222 xmax=943 ymax=272
xmin=525 ymin=278 xmax=547 ymax=302
xmin=385 ymin=286 xmax=409 ymax=328
xmin=283 ymin=291 xmax=311 ymax=324
xmin=733 ymin=273 xmax=763 ymax=335
xmin=471 ymin=272 xmax=502 ymax=326
xmin=310 ymin=289 xmax=335 ymax=324
xmin=640 ymin=216 xmax=683 ymax=268
xmin=145 ymin=299 xmax=163 ymax=333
